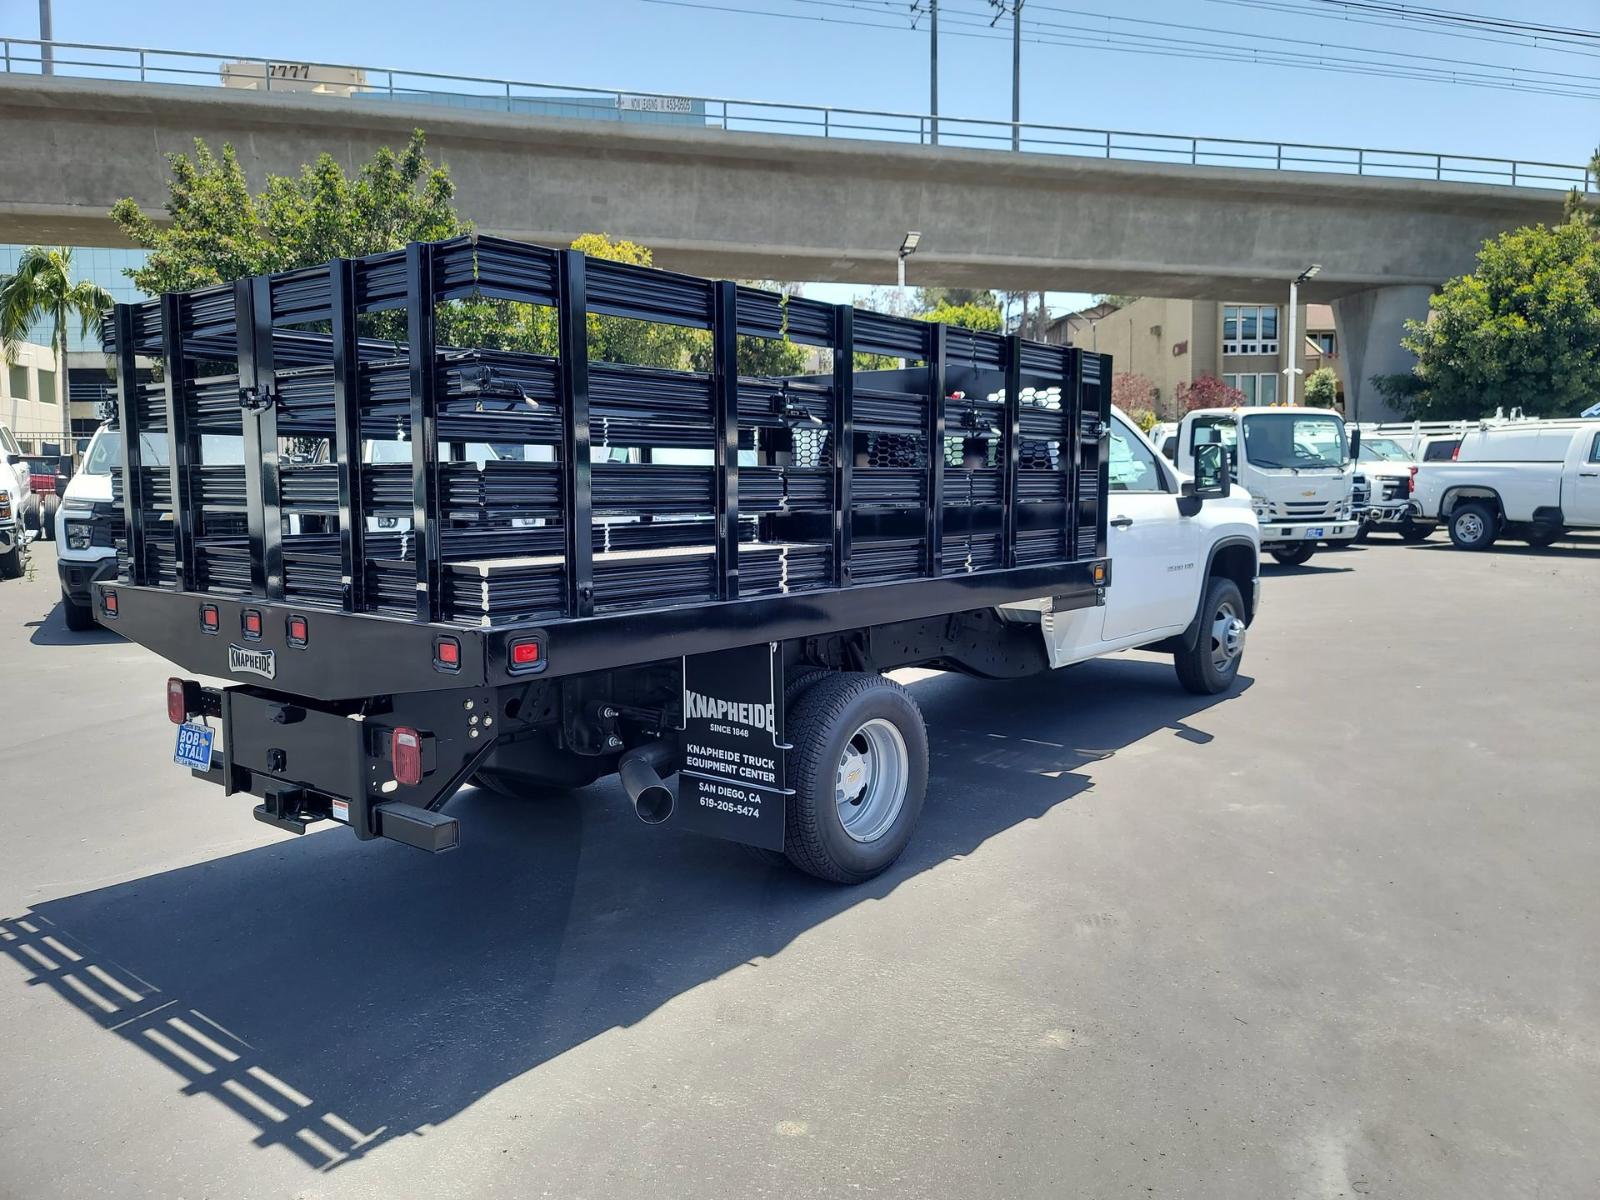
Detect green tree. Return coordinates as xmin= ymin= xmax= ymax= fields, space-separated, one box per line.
xmin=914 ymin=287 xmax=997 ymax=312
xmin=0 ymin=247 xmax=114 ymax=450
xmin=1304 ymin=366 xmax=1339 ymax=408
xmin=917 ymin=300 xmax=1002 ymax=332
xmin=1563 ymin=147 xmax=1599 ymax=231
xmin=1401 ymin=222 xmax=1600 ymax=419
xmin=1094 ymin=294 xmax=1140 ymax=309
xmin=111 ymin=132 xmax=466 ymax=294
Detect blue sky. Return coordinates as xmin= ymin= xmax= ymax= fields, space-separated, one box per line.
xmin=20 ymin=0 xmax=1600 ymax=317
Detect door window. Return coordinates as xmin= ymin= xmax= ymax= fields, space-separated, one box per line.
xmin=1108 ymin=420 xmax=1167 ymax=493
xmin=1589 ymin=432 xmax=1600 ymax=464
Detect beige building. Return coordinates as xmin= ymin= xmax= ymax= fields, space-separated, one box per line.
xmin=1047 ymin=298 xmax=1346 ymax=417
xmin=1 ymin=340 xmax=70 ymax=455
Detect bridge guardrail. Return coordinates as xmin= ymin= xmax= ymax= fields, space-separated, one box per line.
xmin=1 ymin=36 xmax=1590 ymax=194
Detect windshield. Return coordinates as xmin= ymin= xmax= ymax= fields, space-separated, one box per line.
xmin=81 ymin=430 xmax=244 ymax=474
xmin=1359 ymin=437 xmax=1412 ymax=463
xmin=1241 ymin=413 xmax=1347 ymax=470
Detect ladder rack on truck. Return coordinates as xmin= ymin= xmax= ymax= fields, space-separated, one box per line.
xmin=99 ymin=234 xmax=1112 ymax=883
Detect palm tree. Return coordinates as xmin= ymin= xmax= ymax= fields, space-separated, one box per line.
xmin=0 ymin=247 xmax=114 ymax=454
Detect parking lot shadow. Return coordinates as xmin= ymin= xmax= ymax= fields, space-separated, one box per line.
xmin=1 ymin=659 xmax=1248 ymax=1172
xmin=26 ymin=603 xmax=123 ymax=647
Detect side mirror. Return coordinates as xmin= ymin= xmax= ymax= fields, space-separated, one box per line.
xmin=1347 ymin=428 xmax=1361 ymax=465
xmin=1193 ymin=443 xmax=1231 ymax=500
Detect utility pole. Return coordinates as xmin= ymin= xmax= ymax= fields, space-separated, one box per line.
xmin=913 ymin=1 xmax=939 ymax=144
xmin=39 ymin=0 xmax=53 ymax=75
xmin=990 ymin=1 xmax=1024 ymax=150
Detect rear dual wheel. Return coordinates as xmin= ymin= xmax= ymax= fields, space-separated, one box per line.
xmin=744 ymin=670 xmax=929 ymax=885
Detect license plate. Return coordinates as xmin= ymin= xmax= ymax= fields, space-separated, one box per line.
xmin=1308 ymin=527 xmax=1325 ymax=537
xmin=173 ymin=722 xmax=215 ymax=772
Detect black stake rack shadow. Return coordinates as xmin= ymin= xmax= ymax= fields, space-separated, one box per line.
xmin=2 ymin=660 xmax=1248 ymax=1171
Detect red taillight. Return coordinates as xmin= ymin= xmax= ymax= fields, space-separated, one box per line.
xmin=1451 ymin=443 xmax=1460 ymax=461
xmin=287 ymin=614 xmax=308 ymax=647
xmin=102 ymin=590 xmax=118 ymax=617
xmin=200 ymin=604 xmax=219 ymax=633
xmin=1407 ymin=465 xmax=1418 ymax=496
xmin=242 ymin=609 xmax=262 ymax=639
xmin=167 ymin=677 xmax=189 ymax=725
xmin=392 ymin=727 xmax=423 ymax=786
xmin=508 ymin=637 xmax=543 ymax=672
xmin=434 ymin=636 xmax=460 ymax=672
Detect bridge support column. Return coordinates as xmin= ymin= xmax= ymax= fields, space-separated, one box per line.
xmin=1330 ymin=285 xmax=1434 ymax=422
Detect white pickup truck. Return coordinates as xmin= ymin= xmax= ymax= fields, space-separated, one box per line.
xmin=0 ymin=421 xmax=34 ymax=579
xmin=1411 ymin=420 xmax=1600 ymax=549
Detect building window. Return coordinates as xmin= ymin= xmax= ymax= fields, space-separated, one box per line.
xmin=37 ymin=367 xmax=56 ymax=403
xmin=7 ymin=365 xmax=28 ymax=401
xmin=1222 ymin=305 xmax=1280 ymax=355
xmin=1224 ymin=372 xmax=1281 ymax=405
xmin=1313 ymin=332 xmax=1336 ymax=355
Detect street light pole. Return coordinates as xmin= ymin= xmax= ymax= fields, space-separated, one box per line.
xmin=38 ymin=0 xmax=53 ymax=75
xmin=930 ymin=0 xmax=939 ymax=145
xmin=1011 ymin=1 xmax=1024 ymax=151
xmin=1283 ymin=264 xmax=1321 ymax=404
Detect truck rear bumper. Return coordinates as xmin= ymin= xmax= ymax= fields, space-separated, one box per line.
xmin=1259 ymin=521 xmax=1356 ymax=546
xmin=183 ymin=682 xmax=497 ymax=852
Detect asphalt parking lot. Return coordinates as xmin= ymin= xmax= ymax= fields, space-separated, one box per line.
xmin=1 ymin=538 xmax=1597 ymax=1199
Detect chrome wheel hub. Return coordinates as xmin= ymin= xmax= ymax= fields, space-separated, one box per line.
xmin=1457 ymin=512 xmax=1484 ymax=541
xmin=1211 ymin=601 xmax=1246 ymax=671
xmin=835 ymin=718 xmax=909 ymax=844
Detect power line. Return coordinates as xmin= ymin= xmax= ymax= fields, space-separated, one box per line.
xmin=1205 ymin=0 xmax=1600 ymax=58
xmin=1299 ymin=0 xmax=1600 ymax=42
xmin=633 ymin=0 xmax=1600 ymax=100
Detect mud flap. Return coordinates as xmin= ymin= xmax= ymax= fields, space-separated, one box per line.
xmin=673 ymin=642 xmax=789 ymax=851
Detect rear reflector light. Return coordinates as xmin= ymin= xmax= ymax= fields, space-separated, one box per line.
xmin=434 ymin=636 xmax=461 ymax=672
xmin=167 ymin=678 xmax=188 ymax=724
xmin=508 ymin=636 xmax=544 ymax=672
xmin=1407 ymin=465 xmax=1417 ymax=496
xmin=287 ymin=615 xmax=308 ymax=647
xmin=392 ymin=727 xmax=424 ymax=786
xmin=242 ymin=610 xmax=262 ymax=639
xmin=200 ymin=604 xmax=220 ymax=633
xmin=102 ymin=590 xmax=118 ymax=617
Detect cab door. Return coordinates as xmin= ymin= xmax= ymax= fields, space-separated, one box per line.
xmin=1566 ymin=429 xmax=1600 ymax=526
xmin=1099 ymin=416 xmax=1201 ymax=643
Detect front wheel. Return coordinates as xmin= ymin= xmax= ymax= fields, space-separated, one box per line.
xmin=1398 ymin=519 xmax=1432 ymax=543
xmin=0 ymin=545 xmax=22 ymax=580
xmin=782 ymin=672 xmax=928 ymax=884
xmin=39 ymin=494 xmax=59 ymax=542
xmin=1174 ymin=576 xmax=1248 ymax=695
xmin=1448 ymin=502 xmax=1498 ymax=551
xmin=1270 ymin=543 xmax=1316 ymax=567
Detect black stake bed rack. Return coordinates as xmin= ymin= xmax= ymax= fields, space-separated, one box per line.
xmin=99 ymin=235 xmax=1109 ymax=700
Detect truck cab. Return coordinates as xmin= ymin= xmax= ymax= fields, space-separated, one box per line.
xmin=1002 ymin=407 xmax=1259 ymax=680
xmin=55 ymin=423 xmax=129 ymax=628
xmin=1174 ymin=405 xmax=1358 ymax=566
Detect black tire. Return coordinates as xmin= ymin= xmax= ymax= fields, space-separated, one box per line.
xmin=1270 ymin=543 xmax=1316 ymax=567
xmin=1352 ymin=523 xmax=1370 ymax=543
xmin=40 ymin=494 xmax=59 ymax=541
xmin=1448 ymin=502 xmax=1498 ymax=551
xmin=1398 ymin=519 xmax=1432 ymax=543
xmin=61 ymin=591 xmax=96 ymax=631
xmin=1174 ymin=576 xmax=1248 ymax=695
xmin=0 ymin=546 xmax=22 ymax=580
xmin=739 ymin=666 xmax=833 ymax=869
xmin=781 ymin=672 xmax=928 ymax=885
xmin=1524 ymin=525 xmax=1563 ymax=549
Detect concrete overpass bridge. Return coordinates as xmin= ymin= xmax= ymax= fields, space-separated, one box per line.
xmin=0 ymin=56 xmax=1584 ymax=414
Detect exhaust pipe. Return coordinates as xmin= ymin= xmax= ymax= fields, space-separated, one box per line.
xmin=618 ymin=739 xmax=676 ymax=825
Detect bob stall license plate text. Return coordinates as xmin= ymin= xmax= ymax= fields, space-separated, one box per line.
xmin=174 ymin=722 xmax=214 ymax=771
